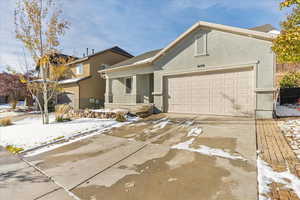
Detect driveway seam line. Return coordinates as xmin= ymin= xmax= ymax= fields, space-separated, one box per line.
xmin=68 ymin=115 xmax=197 ymax=191
xmin=19 ymin=156 xmax=81 ymax=200
xmin=69 ymin=143 xmax=148 ymax=191
xmin=33 ymin=188 xmax=62 ymax=200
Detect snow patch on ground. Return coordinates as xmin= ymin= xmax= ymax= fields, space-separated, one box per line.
xmin=171 ymin=138 xmax=246 ymax=161
xmin=276 ymin=104 xmax=300 ymax=117
xmin=183 ymin=121 xmax=194 ymax=127
xmin=153 ymin=119 xmax=170 ymax=129
xmin=0 ymin=111 xmax=24 ymax=118
xmin=0 ymin=101 xmax=29 ymax=118
xmin=150 ymin=118 xmax=170 ymax=132
xmin=0 ymin=101 xmax=25 ymax=110
xmin=0 ymin=114 xmax=138 ymax=153
xmin=257 ymin=156 xmax=300 ymax=199
xmin=279 ymin=120 xmax=300 ymax=159
xmin=187 ymin=127 xmax=202 ymax=137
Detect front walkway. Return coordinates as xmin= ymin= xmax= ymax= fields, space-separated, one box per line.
xmin=256 ymin=119 xmax=300 ymax=200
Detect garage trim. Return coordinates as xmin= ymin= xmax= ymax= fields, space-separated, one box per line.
xmin=161 ymin=63 xmax=258 ymax=116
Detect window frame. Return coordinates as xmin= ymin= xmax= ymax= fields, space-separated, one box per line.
xmin=125 ymin=77 xmax=132 ymax=94
xmin=76 ymin=64 xmax=83 ymax=75
xmin=194 ymin=33 xmax=207 ymax=57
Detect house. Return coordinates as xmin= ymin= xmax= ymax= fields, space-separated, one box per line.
xmin=0 ymin=95 xmax=8 ymax=104
xmin=99 ymin=21 xmax=277 ymax=118
xmin=58 ymin=46 xmax=133 ymax=109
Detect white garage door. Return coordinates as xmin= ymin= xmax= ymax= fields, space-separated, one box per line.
xmin=165 ymin=69 xmax=254 ymax=116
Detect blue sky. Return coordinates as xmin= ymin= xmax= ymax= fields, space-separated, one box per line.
xmin=0 ymin=0 xmax=288 ymax=72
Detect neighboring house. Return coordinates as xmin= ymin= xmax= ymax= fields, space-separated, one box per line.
xmin=249 ymin=24 xmax=280 ymax=35
xmin=0 ymin=95 xmax=8 ymax=104
xmin=58 ymin=46 xmax=133 ymax=109
xmin=99 ymin=21 xmax=277 ymax=118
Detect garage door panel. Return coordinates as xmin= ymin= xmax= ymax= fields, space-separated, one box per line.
xmin=166 ymin=68 xmax=254 ymax=116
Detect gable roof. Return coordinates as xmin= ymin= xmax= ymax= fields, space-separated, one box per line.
xmin=67 ymin=46 xmax=133 ymax=65
xmin=109 ymin=49 xmax=162 ymax=69
xmin=249 ymin=24 xmax=276 ymax=33
xmin=99 ymin=21 xmax=276 ymax=73
xmin=151 ymin=21 xmax=276 ymax=63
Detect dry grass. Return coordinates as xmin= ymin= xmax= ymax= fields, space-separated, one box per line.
xmin=6 ymin=145 xmax=24 ymax=154
xmin=0 ymin=117 xmax=12 ymax=126
xmin=55 ymin=104 xmax=72 ymax=122
xmin=10 ymin=100 xmax=17 ymax=109
xmin=115 ymin=112 xmax=127 ymax=122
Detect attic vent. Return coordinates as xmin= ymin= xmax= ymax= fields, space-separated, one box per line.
xmin=195 ymin=32 xmax=207 ymax=56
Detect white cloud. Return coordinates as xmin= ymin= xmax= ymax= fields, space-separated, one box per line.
xmin=170 ymin=0 xmax=281 ymax=13
xmin=0 ymin=0 xmax=287 ymax=73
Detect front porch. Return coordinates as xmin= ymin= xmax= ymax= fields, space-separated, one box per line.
xmin=104 ymin=73 xmax=154 ymax=113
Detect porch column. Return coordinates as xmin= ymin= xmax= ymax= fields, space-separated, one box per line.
xmin=132 ymin=75 xmax=138 ymax=103
xmin=105 ymin=77 xmax=112 ymax=103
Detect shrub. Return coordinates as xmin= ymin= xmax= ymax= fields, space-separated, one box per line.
xmin=10 ymin=100 xmax=17 ymax=109
xmin=6 ymin=145 xmax=24 ymax=154
xmin=115 ymin=112 xmax=127 ymax=122
xmin=55 ymin=116 xmax=71 ymax=122
xmin=279 ymin=72 xmax=300 ymax=88
xmin=55 ymin=104 xmax=72 ymax=122
xmin=0 ymin=117 xmax=12 ymax=126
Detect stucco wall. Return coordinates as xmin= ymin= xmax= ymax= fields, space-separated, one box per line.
xmin=60 ymin=83 xmax=80 ymax=109
xmin=137 ymin=74 xmax=152 ymax=103
xmin=105 ymin=65 xmax=154 ymax=105
xmin=78 ymin=52 xmax=132 ymax=109
xmin=153 ymin=27 xmax=275 ymax=118
xmin=61 ymin=51 xmax=131 ymax=109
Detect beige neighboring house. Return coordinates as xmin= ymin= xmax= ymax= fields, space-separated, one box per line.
xmin=58 ymin=46 xmax=133 ymax=109
xmin=99 ymin=21 xmax=278 ymax=118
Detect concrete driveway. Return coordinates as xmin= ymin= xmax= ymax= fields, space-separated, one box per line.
xmin=1 ymin=114 xmax=257 ymax=200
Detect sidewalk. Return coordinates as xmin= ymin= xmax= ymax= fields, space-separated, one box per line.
xmin=256 ymin=119 xmax=300 ymax=200
xmin=0 ymin=147 xmax=75 ymax=200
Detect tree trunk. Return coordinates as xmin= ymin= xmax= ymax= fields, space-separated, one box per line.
xmin=43 ymin=82 xmax=49 ymax=124
xmin=41 ymin=62 xmax=49 ymax=124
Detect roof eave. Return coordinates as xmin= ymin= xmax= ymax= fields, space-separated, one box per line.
xmin=67 ymin=57 xmax=89 ymax=65
xmin=151 ymin=21 xmax=276 ymax=63
xmin=98 ymin=61 xmax=152 ymax=73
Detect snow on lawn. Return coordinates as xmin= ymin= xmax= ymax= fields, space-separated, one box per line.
xmin=276 ymin=104 xmax=300 ymax=117
xmin=279 ymin=120 xmax=300 ymax=159
xmin=0 ymin=101 xmax=27 ymax=118
xmin=0 ymin=111 xmax=24 ymax=118
xmin=171 ymin=138 xmax=247 ymax=161
xmin=0 ymin=115 xmax=138 ymax=152
xmin=0 ymin=101 xmax=25 ymax=110
xmin=257 ymin=156 xmax=300 ymax=200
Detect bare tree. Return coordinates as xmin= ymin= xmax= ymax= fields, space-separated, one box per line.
xmin=15 ymin=0 xmax=70 ymax=124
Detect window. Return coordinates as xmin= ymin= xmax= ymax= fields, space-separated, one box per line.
xmin=125 ymin=77 xmax=132 ymax=94
xmin=76 ymin=64 xmax=83 ymax=74
xmin=195 ymin=33 xmax=207 ymax=56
